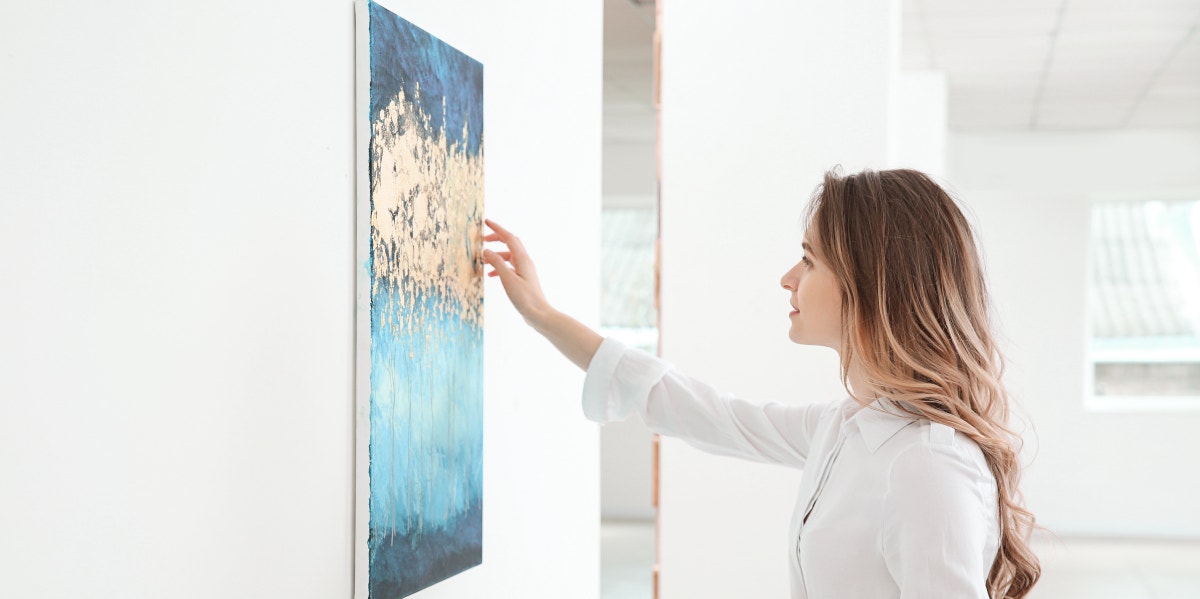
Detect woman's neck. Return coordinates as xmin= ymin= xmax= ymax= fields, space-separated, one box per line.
xmin=844 ymin=358 xmax=878 ymax=409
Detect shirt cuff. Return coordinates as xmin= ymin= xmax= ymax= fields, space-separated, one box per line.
xmin=581 ymin=336 xmax=672 ymax=424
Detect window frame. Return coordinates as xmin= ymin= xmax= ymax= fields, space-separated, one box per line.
xmin=1083 ymin=190 xmax=1200 ymax=413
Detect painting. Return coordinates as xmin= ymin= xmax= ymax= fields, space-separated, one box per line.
xmin=354 ymin=1 xmax=484 ymax=597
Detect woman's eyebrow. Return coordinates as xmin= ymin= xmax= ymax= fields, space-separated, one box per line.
xmin=802 ymin=242 xmax=818 ymax=258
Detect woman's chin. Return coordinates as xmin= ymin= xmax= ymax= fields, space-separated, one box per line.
xmin=789 ymin=331 xmax=826 ymax=347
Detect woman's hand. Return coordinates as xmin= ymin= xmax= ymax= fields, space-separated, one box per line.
xmin=481 ymin=217 xmax=603 ymax=371
xmin=482 ymin=218 xmax=554 ymax=326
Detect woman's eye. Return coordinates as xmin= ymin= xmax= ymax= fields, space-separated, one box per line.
xmin=802 ymin=256 xmax=811 ymax=266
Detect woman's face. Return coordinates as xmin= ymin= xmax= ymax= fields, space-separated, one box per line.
xmin=780 ymin=233 xmax=844 ymax=349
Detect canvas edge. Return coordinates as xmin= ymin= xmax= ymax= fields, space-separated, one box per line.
xmin=353 ymin=0 xmax=372 ymax=597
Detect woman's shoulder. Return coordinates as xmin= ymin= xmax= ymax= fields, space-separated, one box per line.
xmin=883 ymin=417 xmax=994 ymax=484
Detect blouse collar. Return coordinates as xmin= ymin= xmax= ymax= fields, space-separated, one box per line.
xmin=843 ymin=396 xmax=922 ymax=453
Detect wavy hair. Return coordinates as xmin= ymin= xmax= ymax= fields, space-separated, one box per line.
xmin=801 ymin=166 xmax=1041 ymax=598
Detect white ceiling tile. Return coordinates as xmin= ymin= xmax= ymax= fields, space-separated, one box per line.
xmin=913 ymin=0 xmax=1200 ymax=130
xmin=1033 ymin=100 xmax=1132 ymax=128
xmin=1037 ymin=86 xmax=1144 ymax=104
xmin=947 ymin=81 xmax=1046 ymax=102
xmin=945 ymin=74 xmax=1041 ymax=94
xmin=930 ymin=35 xmax=1052 ymax=72
xmin=1039 ymin=71 xmax=1151 ymax=98
xmin=1155 ymin=38 xmax=1200 ymax=83
xmin=934 ymin=34 xmax=1054 ymax=55
xmin=949 ymin=106 xmax=1035 ymax=131
xmin=1143 ymin=82 xmax=1200 ymax=99
xmin=1050 ymin=42 xmax=1179 ymax=70
xmin=934 ymin=47 xmax=1050 ymax=71
xmin=1040 ymin=67 xmax=1156 ymax=93
xmin=1126 ymin=96 xmax=1200 ymax=127
xmin=918 ymin=0 xmax=1062 ymax=18
xmin=1062 ymin=7 xmax=1200 ymax=31
xmin=924 ymin=13 xmax=1061 ymax=37
xmin=1068 ymin=0 xmax=1200 ymax=8
xmin=1054 ymin=27 xmax=1196 ymax=47
xmin=1034 ymin=98 xmax=1135 ymax=113
xmin=950 ymin=94 xmax=1035 ymax=111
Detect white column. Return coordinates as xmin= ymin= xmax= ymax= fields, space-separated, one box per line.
xmin=657 ymin=0 xmax=898 ymax=596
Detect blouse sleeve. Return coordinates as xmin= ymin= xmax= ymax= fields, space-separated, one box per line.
xmin=879 ymin=433 xmax=996 ymax=598
xmin=580 ymin=335 xmax=826 ymax=469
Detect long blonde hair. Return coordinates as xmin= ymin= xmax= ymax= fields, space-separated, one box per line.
xmin=802 ymin=166 xmax=1041 ymax=598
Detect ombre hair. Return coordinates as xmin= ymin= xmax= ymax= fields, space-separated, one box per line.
xmin=802 ymin=166 xmax=1041 ymax=598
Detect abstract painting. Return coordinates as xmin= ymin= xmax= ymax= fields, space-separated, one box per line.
xmin=354 ymin=1 xmax=484 ymax=597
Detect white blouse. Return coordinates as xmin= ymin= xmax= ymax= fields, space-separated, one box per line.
xmin=581 ymin=336 xmax=1001 ymax=598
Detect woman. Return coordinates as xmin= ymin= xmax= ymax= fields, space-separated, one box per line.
xmin=480 ymin=167 xmax=1041 ymax=598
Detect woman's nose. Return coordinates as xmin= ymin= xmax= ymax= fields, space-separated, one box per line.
xmin=781 ymin=263 xmax=800 ymax=291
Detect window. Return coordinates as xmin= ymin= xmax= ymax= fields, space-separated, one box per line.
xmin=1086 ymin=197 xmax=1200 ymax=410
xmin=599 ymin=207 xmax=659 ymax=355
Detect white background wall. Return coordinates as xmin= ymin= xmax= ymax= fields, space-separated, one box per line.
xmin=889 ymin=70 xmax=948 ymax=179
xmin=0 ymin=1 xmax=603 ymax=598
xmin=657 ymin=0 xmax=895 ymax=597
xmin=949 ymin=129 xmax=1200 ymax=538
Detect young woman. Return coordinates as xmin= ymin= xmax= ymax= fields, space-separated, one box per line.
xmin=480 ymin=167 xmax=1041 ymax=598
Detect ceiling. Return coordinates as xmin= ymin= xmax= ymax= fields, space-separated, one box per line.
xmin=603 ymin=0 xmax=656 ymax=144
xmin=903 ymin=0 xmax=1200 ymax=130
xmin=603 ymin=0 xmax=1200 ymax=138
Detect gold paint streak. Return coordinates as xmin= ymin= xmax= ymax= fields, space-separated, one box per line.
xmin=370 ymin=86 xmax=484 ymax=338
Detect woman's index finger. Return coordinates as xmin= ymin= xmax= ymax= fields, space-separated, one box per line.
xmin=484 ymin=218 xmax=513 ymax=238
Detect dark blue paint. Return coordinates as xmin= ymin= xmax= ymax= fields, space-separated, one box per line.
xmin=369 ymin=0 xmax=484 ymax=158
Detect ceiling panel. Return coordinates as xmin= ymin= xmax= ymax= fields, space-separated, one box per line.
xmin=1128 ymin=96 xmax=1200 ymax=127
xmin=603 ymin=0 xmax=656 ymax=146
xmin=905 ymin=0 xmax=1200 ymax=130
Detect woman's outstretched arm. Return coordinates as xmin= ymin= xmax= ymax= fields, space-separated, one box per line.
xmin=482 ymin=217 xmax=825 ymax=468
xmin=481 ymin=217 xmax=602 ymax=371
xmin=529 ymin=308 xmax=604 ymax=372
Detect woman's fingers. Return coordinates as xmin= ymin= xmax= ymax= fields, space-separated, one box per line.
xmin=483 ymin=218 xmax=509 ymax=236
xmin=482 ymin=249 xmax=509 ymax=277
xmin=483 ymin=219 xmax=539 ymax=286
xmin=484 ymin=219 xmax=525 ymax=250
xmin=483 ymin=237 xmax=514 ymax=259
xmin=484 ymin=220 xmax=528 ymax=270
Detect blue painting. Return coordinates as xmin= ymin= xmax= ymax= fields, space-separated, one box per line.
xmin=354 ymin=1 xmax=484 ymax=597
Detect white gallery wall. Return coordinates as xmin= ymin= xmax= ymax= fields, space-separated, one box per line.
xmin=949 ymin=129 xmax=1200 ymax=538
xmin=888 ymin=70 xmax=949 ymax=179
xmin=0 ymin=0 xmax=602 ymax=598
xmin=657 ymin=0 xmax=897 ymax=597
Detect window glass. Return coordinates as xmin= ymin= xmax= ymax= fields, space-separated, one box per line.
xmin=600 ymin=208 xmax=659 ymax=354
xmin=1089 ymin=199 xmax=1200 ymax=401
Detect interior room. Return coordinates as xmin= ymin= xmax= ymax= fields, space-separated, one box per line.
xmin=2 ymin=0 xmax=1198 ymax=597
